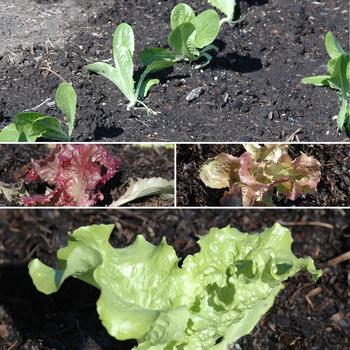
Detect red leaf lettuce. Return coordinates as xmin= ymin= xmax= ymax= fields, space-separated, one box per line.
xmin=22 ymin=144 xmax=120 ymax=207
xmin=199 ymin=144 xmax=321 ymax=206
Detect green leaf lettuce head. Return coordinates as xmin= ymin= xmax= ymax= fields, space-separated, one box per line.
xmin=29 ymin=223 xmax=322 ymax=349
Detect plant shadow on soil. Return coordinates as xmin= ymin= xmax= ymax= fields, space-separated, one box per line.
xmin=0 ymin=263 xmax=137 ymax=349
xmin=0 ymin=0 xmax=349 ymax=142
xmin=0 ymin=209 xmax=349 ymax=349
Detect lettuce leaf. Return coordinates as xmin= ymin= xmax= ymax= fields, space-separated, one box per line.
xmin=21 ymin=144 xmax=120 ymax=207
xmin=29 ymin=223 xmax=322 ymax=349
xmin=199 ymin=145 xmax=321 ymax=206
xmin=109 ymin=177 xmax=174 ymax=207
xmin=0 ymin=179 xmax=29 ymax=203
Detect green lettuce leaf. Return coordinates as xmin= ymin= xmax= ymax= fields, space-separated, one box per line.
xmin=198 ymin=153 xmax=241 ymax=189
xmin=181 ymin=223 xmax=321 ymax=348
xmin=140 ymin=48 xmax=179 ymax=66
xmin=325 ymin=31 xmax=345 ymax=59
xmin=243 ymin=144 xmax=288 ymax=162
xmin=168 ymin=22 xmax=196 ymax=61
xmin=109 ymin=177 xmax=174 ymax=207
xmin=193 ymin=10 xmax=220 ymax=49
xmin=29 ymin=223 xmax=322 ymax=349
xmin=55 ymin=82 xmax=76 ymax=140
xmin=0 ymin=112 xmax=69 ymax=142
xmin=208 ymin=0 xmax=236 ymax=20
xmin=170 ymin=3 xmax=196 ymax=29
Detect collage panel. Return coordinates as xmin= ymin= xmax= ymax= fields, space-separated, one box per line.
xmin=0 ymin=0 xmax=348 ymax=142
xmin=0 ymin=209 xmax=349 ymax=348
xmin=0 ymin=144 xmax=175 ymax=207
xmin=177 ymin=143 xmax=350 ymax=207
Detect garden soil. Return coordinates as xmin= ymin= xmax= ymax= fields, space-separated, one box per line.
xmin=0 ymin=0 xmax=349 ymax=142
xmin=0 ymin=209 xmax=349 ymax=349
xmin=0 ymin=144 xmax=175 ymax=207
xmin=176 ymin=144 xmax=350 ymax=207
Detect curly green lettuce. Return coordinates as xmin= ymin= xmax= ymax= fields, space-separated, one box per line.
xmin=29 ymin=223 xmax=322 ymax=349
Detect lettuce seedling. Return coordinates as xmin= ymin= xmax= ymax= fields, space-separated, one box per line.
xmin=29 ymin=223 xmax=322 ymax=349
xmin=141 ymin=2 xmax=245 ymax=68
xmin=85 ymin=23 xmax=175 ymax=115
xmin=302 ymin=32 xmax=350 ymax=131
xmin=141 ymin=3 xmax=220 ymax=68
xmin=22 ymin=144 xmax=119 ymax=207
xmin=199 ymin=144 xmax=321 ymax=206
xmin=169 ymin=3 xmax=220 ymax=65
xmin=0 ymin=82 xmax=76 ymax=142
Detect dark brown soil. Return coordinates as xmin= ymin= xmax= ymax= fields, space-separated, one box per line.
xmin=0 ymin=0 xmax=349 ymax=142
xmin=0 ymin=144 xmax=174 ymax=207
xmin=176 ymin=144 xmax=350 ymax=207
xmin=0 ymin=209 xmax=349 ymax=349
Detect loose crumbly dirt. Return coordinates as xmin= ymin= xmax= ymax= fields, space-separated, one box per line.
xmin=0 ymin=0 xmax=349 ymax=142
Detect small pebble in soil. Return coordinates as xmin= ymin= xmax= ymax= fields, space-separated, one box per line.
xmin=241 ymin=104 xmax=250 ymax=113
xmin=232 ymin=99 xmax=243 ymax=110
xmin=186 ymin=87 xmax=204 ymax=101
xmin=82 ymin=337 xmax=103 ymax=350
xmin=241 ymin=136 xmax=253 ymax=142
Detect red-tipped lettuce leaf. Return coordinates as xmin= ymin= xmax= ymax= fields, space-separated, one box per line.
xmin=198 ymin=153 xmax=241 ymax=189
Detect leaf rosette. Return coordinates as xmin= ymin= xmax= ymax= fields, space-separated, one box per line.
xmin=29 ymin=223 xmax=322 ymax=349
xmin=141 ymin=3 xmax=221 ymax=68
xmin=199 ymin=144 xmax=321 ymax=206
xmin=22 ymin=144 xmax=120 ymax=207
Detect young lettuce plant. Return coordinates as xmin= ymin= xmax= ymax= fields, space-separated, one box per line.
xmin=302 ymin=32 xmax=350 ymax=131
xmin=85 ymin=23 xmax=175 ymax=115
xmin=0 ymin=82 xmax=76 ymax=142
xmin=199 ymin=144 xmax=321 ymax=206
xmin=141 ymin=3 xmax=221 ymax=68
xmin=29 ymin=223 xmax=322 ymax=349
xmin=22 ymin=144 xmax=120 ymax=207
xmin=141 ymin=2 xmax=245 ymax=68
